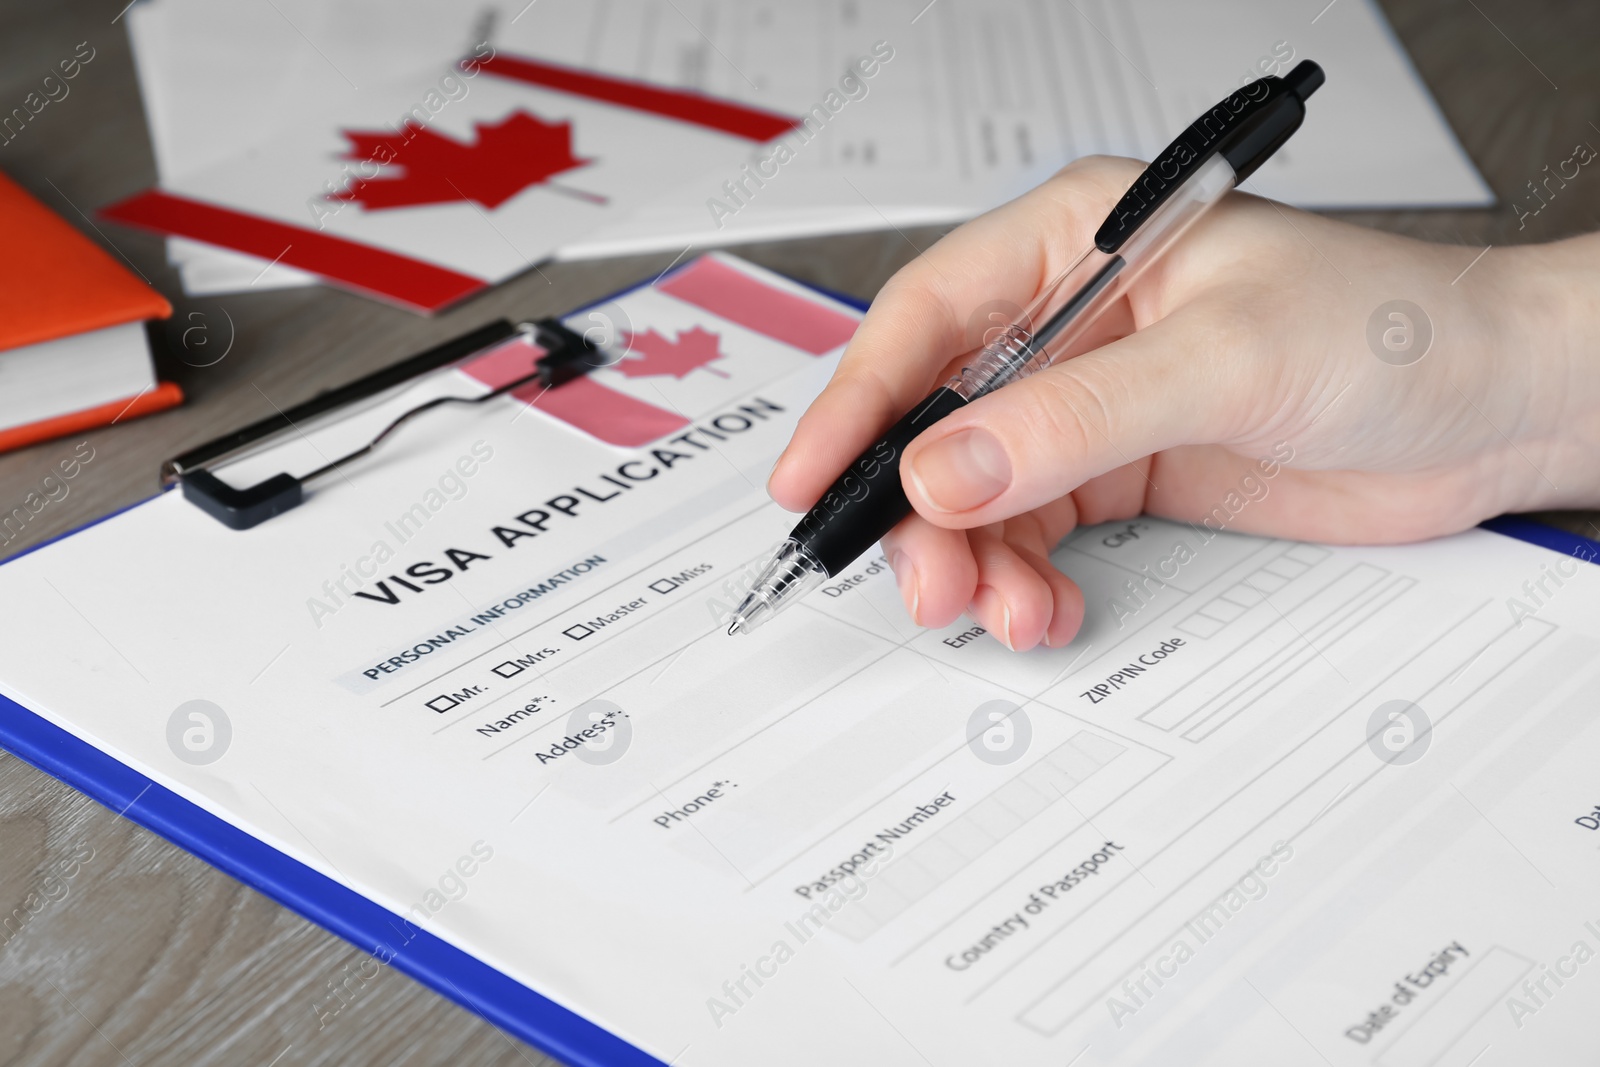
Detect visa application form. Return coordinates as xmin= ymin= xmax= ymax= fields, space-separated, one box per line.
xmin=0 ymin=255 xmax=1595 ymax=1065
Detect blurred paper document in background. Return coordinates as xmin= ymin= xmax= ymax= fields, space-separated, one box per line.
xmin=106 ymin=27 xmax=798 ymax=311
xmin=125 ymin=0 xmax=1491 ymax=295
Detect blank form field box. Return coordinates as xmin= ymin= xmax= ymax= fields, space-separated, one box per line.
xmin=939 ymin=815 xmax=996 ymax=860
xmin=1204 ymin=596 xmax=1251 ymax=623
xmin=1243 ymin=570 xmax=1289 ymax=594
xmin=991 ymin=778 xmax=1051 ymax=822
xmin=1261 ymin=556 xmax=1310 ymax=581
xmin=1048 ymin=742 xmax=1101 ymax=783
xmin=853 ymin=877 xmax=916 ymax=923
xmin=912 ymin=837 xmax=971 ymax=881
xmin=1283 ymin=544 xmax=1331 ymax=566
xmin=1225 ymin=583 xmax=1266 ymax=606
xmin=492 ymin=661 xmax=524 ymax=679
xmin=1374 ymin=945 xmax=1535 ymax=1067
xmin=1180 ymin=563 xmax=1395 ymax=742
xmin=1176 ymin=591 xmax=1251 ymax=638
xmin=1176 ymin=614 xmax=1226 ymax=639
xmin=426 ymin=694 xmax=459 ymax=713
xmin=825 ymin=730 xmax=1137 ymax=942
xmin=562 ymin=623 xmax=594 ymax=641
xmin=966 ymin=799 xmax=1024 ymax=840
xmin=876 ymin=854 xmax=940 ymax=901
xmin=1069 ymin=731 xmax=1126 ymax=765
xmin=1021 ymin=758 xmax=1078 ymax=798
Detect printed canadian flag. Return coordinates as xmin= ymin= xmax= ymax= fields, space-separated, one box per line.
xmin=102 ymin=51 xmax=799 ymax=313
xmin=460 ymin=254 xmax=861 ymax=448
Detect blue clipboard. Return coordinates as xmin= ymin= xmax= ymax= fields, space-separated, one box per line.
xmin=1 ymin=265 xmax=1597 ymax=1064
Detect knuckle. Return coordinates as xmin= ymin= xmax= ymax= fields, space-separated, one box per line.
xmin=1026 ymin=368 xmax=1119 ymax=460
xmin=1046 ymin=155 xmax=1146 ymax=201
xmin=1187 ymin=295 xmax=1258 ymax=355
xmin=879 ymin=260 xmax=951 ymax=313
xmin=999 ymin=511 xmax=1052 ymax=556
xmin=855 ymin=276 xmax=954 ymax=357
xmin=1172 ymin=300 xmax=1284 ymax=435
xmin=1054 ymin=153 xmax=1143 ymax=181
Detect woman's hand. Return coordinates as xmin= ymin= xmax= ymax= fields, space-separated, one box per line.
xmin=768 ymin=156 xmax=1600 ymax=650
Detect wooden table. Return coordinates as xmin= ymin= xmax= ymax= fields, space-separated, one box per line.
xmin=1 ymin=1 xmax=1595 ymax=1063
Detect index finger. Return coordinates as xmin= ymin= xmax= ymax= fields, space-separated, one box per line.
xmin=767 ymin=155 xmax=1143 ymax=512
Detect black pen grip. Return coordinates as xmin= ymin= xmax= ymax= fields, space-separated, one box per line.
xmin=789 ymin=387 xmax=969 ymax=575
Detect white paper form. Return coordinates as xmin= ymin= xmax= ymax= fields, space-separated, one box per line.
xmin=116 ymin=1 xmax=808 ymax=310
xmin=126 ymin=0 xmax=489 ymax=294
xmin=521 ymin=0 xmax=1493 ymax=258
xmin=136 ymin=0 xmax=1491 ymax=293
xmin=0 ymin=257 xmax=1595 ymax=1066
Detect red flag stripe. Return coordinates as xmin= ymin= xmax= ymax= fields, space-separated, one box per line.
xmin=657 ymin=257 xmax=859 ymax=355
xmin=100 ymin=190 xmax=485 ymax=314
xmin=513 ymin=374 xmax=689 ymax=447
xmin=478 ymin=54 xmax=800 ymax=143
xmin=458 ymin=338 xmax=690 ymax=446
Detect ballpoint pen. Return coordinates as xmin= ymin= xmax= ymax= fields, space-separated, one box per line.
xmin=727 ymin=60 xmax=1326 ymax=636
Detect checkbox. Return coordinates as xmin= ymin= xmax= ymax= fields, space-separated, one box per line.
xmin=1176 ymin=614 xmax=1224 ymax=639
xmin=492 ymin=661 xmax=525 ymax=679
xmin=426 ymin=694 xmax=459 ymax=713
xmin=1245 ymin=571 xmax=1289 ymax=594
xmin=563 ymin=623 xmax=594 ymax=641
xmin=649 ymin=578 xmax=678 ymax=595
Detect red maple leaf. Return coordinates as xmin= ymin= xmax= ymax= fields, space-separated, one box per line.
xmin=329 ymin=110 xmax=601 ymax=211
xmin=613 ymin=327 xmax=729 ymax=379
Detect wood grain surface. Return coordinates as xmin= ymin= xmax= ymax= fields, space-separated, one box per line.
xmin=0 ymin=1 xmax=1596 ymax=1064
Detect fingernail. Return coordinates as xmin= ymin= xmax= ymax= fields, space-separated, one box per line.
xmin=890 ymin=550 xmax=920 ymax=624
xmin=907 ymin=428 xmax=1012 ymax=513
xmin=970 ymin=584 xmax=1014 ymax=650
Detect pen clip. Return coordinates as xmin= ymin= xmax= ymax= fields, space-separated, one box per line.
xmin=1094 ymin=60 xmax=1325 ymax=254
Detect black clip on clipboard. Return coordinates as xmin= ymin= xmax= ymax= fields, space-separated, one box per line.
xmin=161 ymin=318 xmax=599 ymax=531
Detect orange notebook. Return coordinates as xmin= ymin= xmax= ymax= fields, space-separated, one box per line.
xmin=0 ymin=170 xmax=181 ymax=453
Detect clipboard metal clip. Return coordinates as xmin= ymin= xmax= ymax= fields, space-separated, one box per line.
xmin=161 ymin=317 xmax=601 ymax=531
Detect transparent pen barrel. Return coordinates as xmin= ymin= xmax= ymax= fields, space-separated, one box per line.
xmin=948 ymin=154 xmax=1238 ymax=402
xmin=948 ymin=321 xmax=1043 ymax=400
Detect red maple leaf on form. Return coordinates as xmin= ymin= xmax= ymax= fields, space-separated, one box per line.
xmin=329 ymin=110 xmax=602 ymax=211
xmin=613 ymin=327 xmax=729 ymax=379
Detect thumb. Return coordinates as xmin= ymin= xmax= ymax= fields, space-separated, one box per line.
xmin=898 ymin=303 xmax=1267 ymax=527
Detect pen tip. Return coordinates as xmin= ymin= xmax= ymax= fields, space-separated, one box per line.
xmin=727 ymin=619 xmax=745 ymax=637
